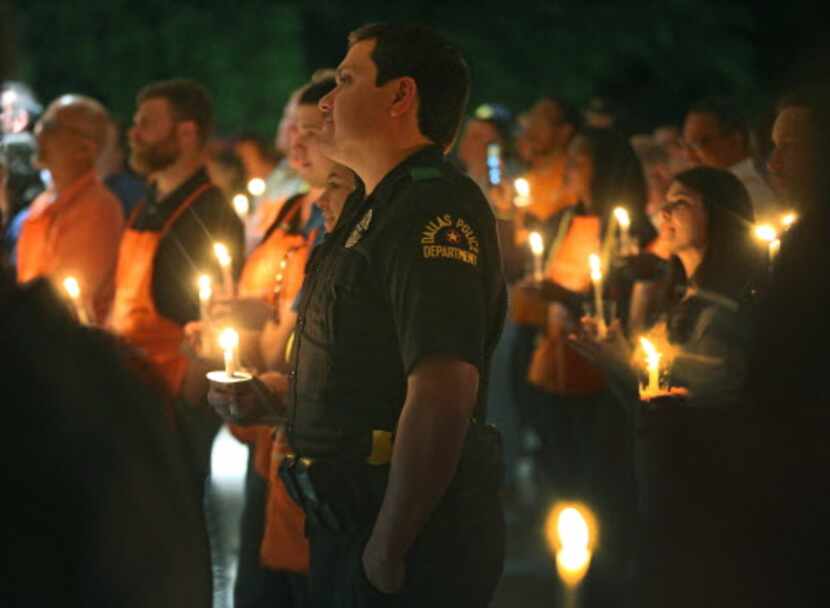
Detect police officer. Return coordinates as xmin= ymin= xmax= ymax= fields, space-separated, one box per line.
xmin=212 ymin=23 xmax=507 ymax=608
xmin=294 ymin=22 xmax=508 ymax=607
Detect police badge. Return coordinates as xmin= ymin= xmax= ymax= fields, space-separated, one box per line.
xmin=345 ymin=208 xmax=373 ymax=248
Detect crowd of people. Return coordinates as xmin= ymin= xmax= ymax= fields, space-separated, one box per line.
xmin=2 ymin=21 xmax=829 ymax=608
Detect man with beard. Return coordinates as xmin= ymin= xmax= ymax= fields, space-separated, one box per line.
xmin=111 ymin=79 xmax=243 ymax=398
xmin=110 ymin=79 xmax=243 ymax=494
xmin=16 ymin=95 xmax=123 ymax=322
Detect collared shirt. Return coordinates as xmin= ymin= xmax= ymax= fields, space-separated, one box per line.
xmin=729 ymin=157 xmax=781 ymax=222
xmin=131 ymin=167 xmax=244 ymax=325
xmin=17 ymin=170 xmax=124 ymax=321
xmin=288 ymin=145 xmax=507 ymax=458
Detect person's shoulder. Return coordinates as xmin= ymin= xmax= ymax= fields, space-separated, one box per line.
xmin=189 ymin=183 xmax=234 ymax=222
xmin=85 ymin=178 xmax=125 ymax=217
xmin=396 ymin=160 xmax=492 ymax=224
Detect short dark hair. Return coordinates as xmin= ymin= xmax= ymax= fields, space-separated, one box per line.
xmin=348 ymin=23 xmax=470 ymax=149
xmin=137 ymin=79 xmax=214 ymax=145
xmin=540 ymin=95 xmax=582 ymax=132
xmin=298 ymin=77 xmax=336 ymax=106
xmin=686 ymin=97 xmax=748 ymax=139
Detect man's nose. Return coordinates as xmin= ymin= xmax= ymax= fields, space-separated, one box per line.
xmin=319 ymin=88 xmax=335 ymax=113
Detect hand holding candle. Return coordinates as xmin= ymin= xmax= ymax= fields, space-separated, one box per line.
xmin=529 ymin=231 xmax=545 ymax=282
xmin=62 ymin=276 xmax=90 ymax=325
xmin=213 ymin=242 xmax=235 ymax=297
xmin=588 ymin=254 xmax=607 ymax=338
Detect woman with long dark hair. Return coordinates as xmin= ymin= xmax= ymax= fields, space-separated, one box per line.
xmin=609 ymin=166 xmax=765 ymax=606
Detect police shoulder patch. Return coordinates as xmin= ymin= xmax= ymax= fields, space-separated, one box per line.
xmin=345 ymin=209 xmax=373 ymax=248
xmin=419 ymin=213 xmax=480 ymax=266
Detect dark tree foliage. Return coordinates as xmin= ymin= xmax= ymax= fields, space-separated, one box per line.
xmin=8 ymin=0 xmax=828 ymax=137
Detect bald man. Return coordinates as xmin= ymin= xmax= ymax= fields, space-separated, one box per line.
xmin=17 ymin=95 xmax=124 ymax=323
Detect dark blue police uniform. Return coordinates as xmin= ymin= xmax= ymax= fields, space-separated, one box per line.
xmin=282 ymin=145 xmax=507 ymax=607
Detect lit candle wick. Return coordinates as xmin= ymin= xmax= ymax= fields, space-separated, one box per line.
xmin=529 ymin=231 xmax=545 ymax=282
xmin=613 ymin=206 xmax=632 ymax=255
xmin=62 ymin=276 xmax=90 ymax=325
xmin=197 ymin=274 xmax=213 ymax=321
xmin=513 ymin=177 xmax=530 ymax=208
xmin=639 ymin=337 xmax=662 ymax=397
xmin=588 ymin=254 xmax=606 ymax=338
xmin=218 ymin=327 xmax=239 ymax=378
xmin=213 ymin=242 xmax=234 ymax=297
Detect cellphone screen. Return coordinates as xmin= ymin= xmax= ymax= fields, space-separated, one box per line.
xmin=486 ymin=142 xmax=502 ymax=186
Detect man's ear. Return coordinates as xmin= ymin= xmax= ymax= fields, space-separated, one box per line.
xmin=177 ymin=120 xmax=200 ymax=147
xmin=390 ymin=77 xmax=418 ymax=118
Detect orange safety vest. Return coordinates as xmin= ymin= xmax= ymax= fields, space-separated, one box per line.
xmin=260 ymin=427 xmax=309 ymax=573
xmin=237 ymin=200 xmax=312 ymax=305
xmin=109 ymin=183 xmax=212 ymax=396
xmin=229 ymin=195 xmax=316 ymax=574
xmin=527 ymin=215 xmax=606 ymax=395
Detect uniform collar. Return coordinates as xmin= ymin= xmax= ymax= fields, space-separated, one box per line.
xmin=365 ymin=144 xmax=444 ymax=208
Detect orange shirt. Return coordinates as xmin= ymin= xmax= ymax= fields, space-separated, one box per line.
xmin=17 ymin=171 xmax=124 ymax=322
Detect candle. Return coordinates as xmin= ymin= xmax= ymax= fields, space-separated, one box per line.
xmin=213 ymin=242 xmax=234 ymax=297
xmin=529 ymin=231 xmax=545 ymax=282
xmin=613 ymin=206 xmax=632 ymax=255
xmin=639 ymin=337 xmax=662 ymax=397
xmin=247 ymin=177 xmax=266 ymax=197
xmin=62 ymin=276 xmax=90 ymax=325
xmin=545 ymin=502 xmax=596 ymax=594
xmin=754 ymin=224 xmax=780 ymax=265
xmin=232 ymin=193 xmax=250 ymax=219
xmin=588 ymin=254 xmax=607 ymax=337
xmin=218 ymin=327 xmax=239 ymax=378
xmin=781 ymin=211 xmax=798 ymax=230
xmin=197 ymin=274 xmax=213 ymax=321
xmin=513 ymin=177 xmax=530 ymax=208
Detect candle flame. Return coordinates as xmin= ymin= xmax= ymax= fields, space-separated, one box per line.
xmin=545 ymin=502 xmax=597 ymax=587
xmin=754 ymin=224 xmax=778 ymax=243
xmin=514 ymin=177 xmax=530 ymax=197
xmin=218 ymin=327 xmax=239 ymax=351
xmin=588 ymin=253 xmax=602 ymax=282
xmin=213 ymin=242 xmax=232 ymax=268
xmin=639 ymin=337 xmax=661 ymax=369
xmin=529 ymin=231 xmax=544 ymax=255
xmin=63 ymin=276 xmax=81 ymax=299
xmin=247 ymin=177 xmax=266 ymax=197
xmin=198 ymin=274 xmax=213 ymax=302
xmin=781 ymin=212 xmax=798 ymax=229
xmin=613 ymin=206 xmax=631 ymax=229
xmin=233 ymin=193 xmax=250 ymax=217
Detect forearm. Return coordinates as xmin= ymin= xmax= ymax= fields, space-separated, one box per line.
xmin=369 ymin=394 xmax=470 ymax=562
